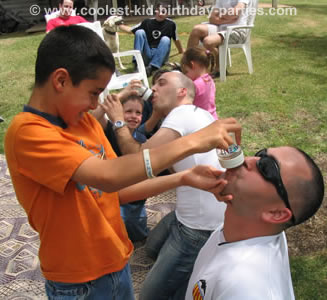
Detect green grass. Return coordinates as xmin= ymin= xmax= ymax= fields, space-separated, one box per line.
xmin=290 ymin=251 xmax=327 ymax=299
xmin=0 ymin=1 xmax=327 ymax=298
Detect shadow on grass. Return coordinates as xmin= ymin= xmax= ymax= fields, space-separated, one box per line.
xmin=270 ymin=33 xmax=327 ymax=83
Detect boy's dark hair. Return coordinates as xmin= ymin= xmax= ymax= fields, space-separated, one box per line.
xmin=35 ymin=25 xmax=115 ymax=86
xmin=121 ymin=95 xmax=144 ymax=109
xmin=152 ymin=69 xmax=170 ymax=85
xmin=59 ymin=0 xmax=73 ymax=5
xmin=156 ymin=2 xmax=169 ymax=11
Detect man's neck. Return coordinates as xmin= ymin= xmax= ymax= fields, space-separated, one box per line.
xmin=178 ymin=97 xmax=193 ymax=107
xmin=223 ymin=216 xmax=281 ymax=243
xmin=59 ymin=15 xmax=71 ymax=20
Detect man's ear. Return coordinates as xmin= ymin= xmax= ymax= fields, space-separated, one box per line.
xmin=262 ymin=208 xmax=293 ymax=224
xmin=177 ymin=87 xmax=187 ymax=98
xmin=51 ymin=68 xmax=70 ymax=92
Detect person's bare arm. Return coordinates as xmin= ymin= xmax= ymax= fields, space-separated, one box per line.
xmin=173 ymin=39 xmax=184 ymax=54
xmin=118 ymin=165 xmax=230 ymax=204
xmin=142 ymin=127 xmax=180 ymax=149
xmin=118 ymin=24 xmax=132 ymax=33
xmin=142 ymin=109 xmax=162 ymax=134
xmin=72 ymin=117 xmax=241 ymax=193
xmin=112 ymin=121 xmax=181 ymax=155
xmin=113 ymin=125 xmax=142 ymax=154
xmin=209 ymin=3 xmax=246 ymax=25
xmin=101 ymin=94 xmax=142 ymax=154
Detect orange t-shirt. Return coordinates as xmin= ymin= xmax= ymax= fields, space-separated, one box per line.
xmin=5 ymin=111 xmax=133 ymax=283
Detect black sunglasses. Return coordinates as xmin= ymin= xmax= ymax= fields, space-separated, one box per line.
xmin=255 ymin=149 xmax=296 ymax=224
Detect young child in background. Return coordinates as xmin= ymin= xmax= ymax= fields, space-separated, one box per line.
xmin=181 ymin=46 xmax=218 ymax=120
xmin=96 ymin=95 xmax=149 ymax=242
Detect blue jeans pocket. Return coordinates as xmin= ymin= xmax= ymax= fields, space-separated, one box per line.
xmin=45 ymin=280 xmax=90 ymax=300
xmin=177 ymin=221 xmax=212 ymax=248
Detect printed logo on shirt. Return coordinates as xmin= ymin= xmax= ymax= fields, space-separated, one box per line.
xmin=152 ymin=30 xmax=161 ymax=39
xmin=192 ymin=279 xmax=206 ymax=300
xmin=75 ymin=140 xmax=105 ymax=198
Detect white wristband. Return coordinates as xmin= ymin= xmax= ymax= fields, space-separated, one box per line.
xmin=143 ymin=149 xmax=155 ymax=179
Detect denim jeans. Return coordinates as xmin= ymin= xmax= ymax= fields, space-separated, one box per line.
xmin=134 ymin=29 xmax=171 ymax=69
xmin=120 ymin=200 xmax=149 ymax=243
xmin=45 ymin=264 xmax=134 ymax=300
xmin=140 ymin=211 xmax=212 ymax=300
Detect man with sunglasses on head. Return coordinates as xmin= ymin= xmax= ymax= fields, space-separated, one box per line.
xmin=186 ymin=147 xmax=324 ymax=300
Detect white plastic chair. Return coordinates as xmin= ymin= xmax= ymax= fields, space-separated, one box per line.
xmin=78 ymin=24 xmax=148 ymax=102
xmin=100 ymin=50 xmax=149 ymax=120
xmin=78 ymin=20 xmax=104 ymax=40
xmin=78 ymin=24 xmax=148 ymax=90
xmin=219 ymin=0 xmax=258 ymax=82
xmin=107 ymin=50 xmax=149 ymax=91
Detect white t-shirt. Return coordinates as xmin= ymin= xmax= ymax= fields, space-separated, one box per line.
xmin=214 ymin=0 xmax=250 ymax=31
xmin=186 ymin=226 xmax=295 ymax=300
xmin=161 ymin=105 xmax=226 ymax=230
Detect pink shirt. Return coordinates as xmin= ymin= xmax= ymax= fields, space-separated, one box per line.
xmin=193 ymin=73 xmax=218 ymax=120
xmin=46 ymin=16 xmax=88 ymax=32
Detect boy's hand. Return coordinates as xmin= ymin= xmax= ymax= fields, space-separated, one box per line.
xmin=188 ymin=118 xmax=242 ymax=153
xmin=181 ymin=165 xmax=232 ymax=200
xmin=100 ymin=94 xmax=124 ymax=122
xmin=117 ymin=80 xmax=142 ymax=100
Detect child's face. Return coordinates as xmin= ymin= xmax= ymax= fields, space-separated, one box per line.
xmin=57 ymin=69 xmax=112 ymax=126
xmin=155 ymin=6 xmax=168 ymax=22
xmin=123 ymin=100 xmax=143 ymax=130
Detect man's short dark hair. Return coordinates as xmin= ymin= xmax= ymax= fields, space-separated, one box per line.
xmin=152 ymin=69 xmax=170 ymax=85
xmin=59 ymin=0 xmax=73 ymax=5
xmin=156 ymin=2 xmax=170 ymax=11
xmin=293 ymin=148 xmax=324 ymax=225
xmin=35 ymin=25 xmax=115 ymax=86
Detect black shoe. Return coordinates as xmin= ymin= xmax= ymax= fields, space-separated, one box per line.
xmin=211 ymin=70 xmax=229 ymax=78
xmin=146 ymin=65 xmax=158 ymax=77
xmin=0 ymin=116 xmax=4 ymax=123
xmin=165 ymin=62 xmax=182 ymax=72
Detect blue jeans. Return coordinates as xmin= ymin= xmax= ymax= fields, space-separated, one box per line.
xmin=45 ymin=264 xmax=134 ymax=300
xmin=134 ymin=29 xmax=171 ymax=69
xmin=140 ymin=211 xmax=212 ymax=300
xmin=120 ymin=200 xmax=149 ymax=243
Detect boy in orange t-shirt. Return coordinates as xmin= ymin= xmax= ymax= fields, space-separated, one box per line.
xmin=5 ymin=25 xmax=240 ymax=299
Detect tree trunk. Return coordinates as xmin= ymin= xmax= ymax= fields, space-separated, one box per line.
xmin=272 ymin=0 xmax=278 ymax=9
